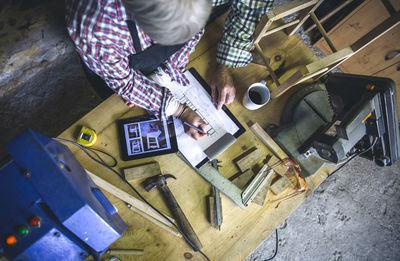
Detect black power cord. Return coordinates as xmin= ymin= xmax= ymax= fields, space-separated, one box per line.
xmin=264 ymin=229 xmax=278 ymax=261
xmin=53 ymin=138 xmax=211 ymax=261
xmin=328 ymin=137 xmax=378 ymax=178
xmin=260 ymin=138 xmax=379 ymax=261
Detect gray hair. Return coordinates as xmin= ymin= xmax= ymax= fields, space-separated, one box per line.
xmin=122 ymin=0 xmax=212 ymax=45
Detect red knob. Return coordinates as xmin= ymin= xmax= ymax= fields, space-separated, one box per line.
xmin=30 ymin=216 xmax=41 ymax=227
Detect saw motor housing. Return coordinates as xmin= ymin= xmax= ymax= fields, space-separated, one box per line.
xmin=0 ymin=130 xmax=127 ymax=260
xmin=273 ymin=73 xmax=400 ymax=177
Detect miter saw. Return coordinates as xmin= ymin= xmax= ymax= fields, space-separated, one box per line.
xmin=268 ymin=73 xmax=400 ymax=177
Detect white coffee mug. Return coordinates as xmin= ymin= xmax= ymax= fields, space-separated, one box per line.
xmin=242 ymin=81 xmax=270 ymax=110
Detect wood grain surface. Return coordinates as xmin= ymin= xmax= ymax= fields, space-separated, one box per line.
xmin=59 ymin=14 xmax=329 ymax=261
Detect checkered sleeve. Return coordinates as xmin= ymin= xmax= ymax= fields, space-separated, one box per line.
xmin=96 ymin=52 xmax=170 ymax=119
xmin=66 ymin=0 xmax=175 ymax=120
xmin=216 ymin=0 xmax=274 ymax=68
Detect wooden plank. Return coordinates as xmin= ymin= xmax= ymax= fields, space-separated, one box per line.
xmin=314 ymin=0 xmax=390 ymax=55
xmin=231 ymin=169 xmax=255 ymax=189
xmin=250 ymin=155 xmax=289 ymax=206
xmin=342 ymin=20 xmax=400 ymax=74
xmin=123 ymin=162 xmax=161 ymax=181
xmin=271 ymin=0 xmax=319 ymax=20
xmin=269 ymin=47 xmax=354 ymax=97
xmin=251 ymin=179 xmax=271 ymax=206
xmin=389 ymin=0 xmax=400 ymax=12
xmin=85 ymin=170 xmax=174 ymax=227
xmin=249 ymin=123 xmax=288 ymax=160
xmin=254 ymin=14 xmax=275 ymax=45
xmin=305 ymin=47 xmax=354 ymax=73
xmin=304 ymin=0 xmax=354 ymax=33
xmin=234 ymin=148 xmax=265 ymax=172
xmin=270 ymin=69 xmax=306 ymax=99
xmin=261 ymin=19 xmax=300 ymax=37
xmin=125 ymin=203 xmax=182 ymax=238
xmin=270 ymin=175 xmax=292 ymax=195
xmin=350 ymin=12 xmax=400 ymax=53
xmin=287 ymin=0 xmax=324 ymax=36
xmin=254 ymin=43 xmax=281 ymax=85
xmin=310 ymin=12 xmax=337 ymax=53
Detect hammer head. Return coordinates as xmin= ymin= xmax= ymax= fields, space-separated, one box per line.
xmin=142 ymin=174 xmax=176 ymax=192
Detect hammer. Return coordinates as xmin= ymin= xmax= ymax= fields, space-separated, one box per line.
xmin=142 ymin=174 xmax=203 ymax=250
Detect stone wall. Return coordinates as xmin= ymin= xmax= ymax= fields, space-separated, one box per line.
xmin=0 ymin=0 xmax=102 ymax=158
xmin=0 ymin=0 xmax=74 ymax=95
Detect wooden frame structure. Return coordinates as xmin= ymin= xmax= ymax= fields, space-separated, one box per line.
xmin=253 ymin=0 xmax=324 ymax=45
xmin=269 ymin=11 xmax=400 ymax=99
xmin=252 ymin=0 xmax=400 ymax=99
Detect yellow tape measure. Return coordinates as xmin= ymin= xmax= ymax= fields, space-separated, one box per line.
xmin=77 ymin=126 xmax=97 ymax=147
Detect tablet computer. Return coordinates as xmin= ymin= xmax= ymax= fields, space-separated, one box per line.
xmin=118 ymin=116 xmax=178 ymax=161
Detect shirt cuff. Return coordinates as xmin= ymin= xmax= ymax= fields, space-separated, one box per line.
xmin=165 ymin=95 xmax=181 ymax=117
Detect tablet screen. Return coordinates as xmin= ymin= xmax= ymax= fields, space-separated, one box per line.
xmin=118 ymin=116 xmax=178 ymax=161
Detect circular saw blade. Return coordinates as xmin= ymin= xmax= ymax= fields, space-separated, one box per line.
xmin=293 ymin=89 xmax=335 ymax=144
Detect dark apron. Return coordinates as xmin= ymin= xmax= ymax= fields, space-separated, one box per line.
xmin=81 ymin=20 xmax=185 ymax=99
xmin=126 ymin=20 xmax=185 ymax=75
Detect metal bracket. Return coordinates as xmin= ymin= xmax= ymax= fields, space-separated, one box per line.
xmin=241 ymin=165 xmax=275 ymax=207
xmin=177 ymin=152 xmax=247 ymax=209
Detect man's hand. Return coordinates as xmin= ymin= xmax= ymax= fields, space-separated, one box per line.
xmin=175 ymin=106 xmax=208 ymax=140
xmin=210 ymin=63 xmax=236 ymax=110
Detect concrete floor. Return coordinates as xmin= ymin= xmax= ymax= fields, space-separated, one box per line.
xmin=246 ymin=158 xmax=400 ymax=261
xmin=1 ymin=2 xmax=400 ymax=260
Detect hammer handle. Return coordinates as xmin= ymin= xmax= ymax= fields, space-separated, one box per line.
xmin=159 ymin=186 xmax=203 ymax=250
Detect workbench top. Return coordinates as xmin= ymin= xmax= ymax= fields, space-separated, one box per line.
xmin=59 ymin=15 xmax=329 ymax=261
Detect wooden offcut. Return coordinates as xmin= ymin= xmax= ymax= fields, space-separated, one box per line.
xmin=85 ymin=170 xmax=174 ymax=226
xmin=249 ymin=123 xmax=288 ymax=160
xmin=123 ymin=161 xmax=161 ymax=181
xmin=270 ymin=175 xmax=292 ymax=195
xmin=251 ymin=155 xmax=289 ymax=206
xmin=231 ymin=169 xmax=255 ymax=189
xmin=234 ymin=148 xmax=264 ymax=172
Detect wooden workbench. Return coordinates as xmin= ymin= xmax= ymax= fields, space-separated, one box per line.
xmin=59 ymin=15 xmax=329 ymax=261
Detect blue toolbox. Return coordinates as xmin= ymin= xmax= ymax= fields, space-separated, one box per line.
xmin=0 ymin=130 xmax=127 ymax=260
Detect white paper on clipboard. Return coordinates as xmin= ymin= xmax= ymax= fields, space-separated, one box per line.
xmin=168 ymin=70 xmax=241 ymax=167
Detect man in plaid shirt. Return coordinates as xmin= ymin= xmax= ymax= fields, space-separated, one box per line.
xmin=66 ymin=0 xmax=273 ymax=140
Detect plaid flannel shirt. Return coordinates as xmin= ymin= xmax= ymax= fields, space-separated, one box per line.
xmin=66 ymin=0 xmax=203 ymax=119
xmin=215 ymin=0 xmax=274 ymax=68
xmin=66 ymin=0 xmax=272 ymax=119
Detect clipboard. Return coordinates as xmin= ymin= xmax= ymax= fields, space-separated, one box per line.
xmin=173 ymin=68 xmax=245 ymax=168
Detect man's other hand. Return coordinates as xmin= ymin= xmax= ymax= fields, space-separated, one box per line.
xmin=180 ymin=107 xmax=208 ymax=140
xmin=210 ymin=64 xmax=236 ymax=110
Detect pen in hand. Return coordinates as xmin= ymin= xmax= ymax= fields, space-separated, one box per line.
xmin=183 ymin=122 xmax=208 ymax=135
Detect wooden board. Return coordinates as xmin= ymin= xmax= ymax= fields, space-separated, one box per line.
xmin=314 ymin=0 xmax=391 ymax=58
xmin=270 ymin=175 xmax=292 ymax=195
xmin=251 ymin=155 xmax=290 ymax=206
xmin=313 ymin=0 xmax=400 ymax=121
xmin=234 ymin=148 xmax=265 ymax=172
xmin=340 ymin=23 xmax=400 ymax=75
xmin=59 ymin=18 xmax=328 ymax=261
xmin=231 ymin=169 xmax=255 ymax=189
xmin=123 ymin=162 xmax=161 ymax=181
xmin=389 ymin=0 xmax=400 ymax=12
